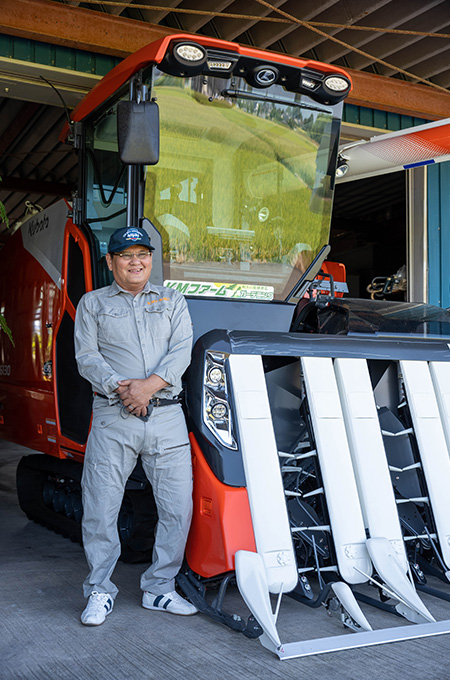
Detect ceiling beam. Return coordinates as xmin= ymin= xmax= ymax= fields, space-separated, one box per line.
xmin=279 ymin=0 xmax=392 ymax=61
xmin=311 ymin=0 xmax=446 ymax=67
xmin=212 ymin=0 xmax=287 ymax=42
xmin=344 ymin=3 xmax=450 ymax=70
xmin=176 ymin=0 xmax=234 ymax=34
xmin=376 ymin=34 xmax=450 ymax=78
xmin=125 ymin=0 xmax=183 ymax=29
xmin=247 ymin=0 xmax=339 ymax=49
xmin=1 ymin=0 xmax=450 ymax=120
xmin=0 ymin=0 xmax=174 ymax=57
xmin=344 ymin=67 xmax=448 ymax=120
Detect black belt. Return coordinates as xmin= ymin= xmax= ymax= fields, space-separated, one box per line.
xmin=95 ymin=393 xmax=182 ymax=420
xmin=150 ymin=396 xmax=182 ymax=407
xmin=96 ymin=393 xmax=181 ymax=405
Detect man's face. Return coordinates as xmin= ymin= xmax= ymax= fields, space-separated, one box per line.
xmin=106 ymin=245 xmax=153 ymax=293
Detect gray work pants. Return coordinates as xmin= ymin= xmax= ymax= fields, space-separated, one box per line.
xmin=81 ymin=400 xmax=192 ymax=599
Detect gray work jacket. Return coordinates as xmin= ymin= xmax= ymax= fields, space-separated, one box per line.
xmin=74 ymin=279 xmax=193 ymax=404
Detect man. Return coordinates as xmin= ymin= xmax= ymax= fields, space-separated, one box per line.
xmin=74 ymin=225 xmax=197 ymax=626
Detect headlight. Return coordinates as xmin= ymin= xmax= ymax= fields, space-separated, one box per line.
xmin=335 ymin=162 xmax=349 ymax=178
xmin=203 ymin=351 xmax=237 ymax=449
xmin=211 ymin=402 xmax=228 ymax=419
xmin=208 ymin=367 xmax=224 ymax=384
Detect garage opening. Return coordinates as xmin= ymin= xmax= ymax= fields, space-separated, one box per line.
xmin=330 ymin=171 xmax=407 ymax=301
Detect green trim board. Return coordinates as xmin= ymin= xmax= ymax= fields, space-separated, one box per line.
xmin=0 ymin=34 xmax=120 ymax=76
xmin=343 ymin=104 xmax=428 ymax=131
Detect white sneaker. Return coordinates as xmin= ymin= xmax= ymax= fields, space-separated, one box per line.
xmin=142 ymin=590 xmax=198 ymax=616
xmin=81 ymin=591 xmax=114 ymax=626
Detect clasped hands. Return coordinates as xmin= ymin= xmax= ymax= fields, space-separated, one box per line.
xmin=115 ymin=374 xmax=169 ymax=417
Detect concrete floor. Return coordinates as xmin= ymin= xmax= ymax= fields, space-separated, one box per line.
xmin=2 ymin=440 xmax=450 ymax=680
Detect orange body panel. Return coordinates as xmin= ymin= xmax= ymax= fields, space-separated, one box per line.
xmin=0 ymin=202 xmax=92 ymax=460
xmin=185 ymin=433 xmax=256 ymax=578
xmin=319 ymin=261 xmax=346 ymax=298
xmin=0 ymin=228 xmax=60 ymax=451
xmin=52 ymin=217 xmax=92 ymax=462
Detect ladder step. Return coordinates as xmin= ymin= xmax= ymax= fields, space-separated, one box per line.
xmin=404 ymin=533 xmax=436 ymax=541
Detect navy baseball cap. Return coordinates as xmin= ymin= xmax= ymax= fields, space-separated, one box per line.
xmin=108 ymin=226 xmax=155 ymax=253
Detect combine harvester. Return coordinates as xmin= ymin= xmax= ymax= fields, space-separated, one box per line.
xmin=2 ymin=33 xmax=450 ymax=659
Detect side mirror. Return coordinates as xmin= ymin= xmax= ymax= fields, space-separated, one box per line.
xmin=117 ymin=100 xmax=160 ymax=165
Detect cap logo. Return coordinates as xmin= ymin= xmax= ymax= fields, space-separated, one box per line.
xmin=123 ymin=228 xmax=142 ymax=242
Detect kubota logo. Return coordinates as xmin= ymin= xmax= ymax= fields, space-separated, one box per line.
xmin=255 ymin=68 xmax=277 ymax=85
xmin=276 ymin=551 xmax=292 ymax=566
xmin=28 ymin=215 xmax=49 ymax=236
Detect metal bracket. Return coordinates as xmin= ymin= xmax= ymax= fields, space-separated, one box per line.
xmin=71 ymin=195 xmax=83 ymax=226
xmin=67 ymin=121 xmax=83 ymax=149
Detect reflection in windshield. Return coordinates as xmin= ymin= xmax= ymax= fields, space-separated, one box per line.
xmin=145 ymin=72 xmax=341 ymax=301
xmin=318 ymin=298 xmax=450 ymax=338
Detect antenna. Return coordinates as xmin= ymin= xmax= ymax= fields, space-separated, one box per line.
xmin=39 ymin=75 xmax=72 ymax=126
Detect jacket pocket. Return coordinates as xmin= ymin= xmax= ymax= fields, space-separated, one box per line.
xmin=144 ymin=304 xmax=172 ymax=339
xmin=98 ymin=307 xmax=131 ymax=343
xmin=92 ymin=407 xmax=121 ymax=429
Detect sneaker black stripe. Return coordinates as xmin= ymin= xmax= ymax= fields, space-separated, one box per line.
xmin=153 ymin=595 xmax=164 ymax=608
xmin=162 ymin=598 xmax=171 ymax=610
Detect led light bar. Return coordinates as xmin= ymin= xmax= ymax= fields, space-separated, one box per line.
xmin=207 ymin=60 xmax=232 ymax=70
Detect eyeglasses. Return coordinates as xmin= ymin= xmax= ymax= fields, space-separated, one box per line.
xmin=113 ymin=251 xmax=152 ymax=261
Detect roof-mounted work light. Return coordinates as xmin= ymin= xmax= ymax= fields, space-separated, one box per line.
xmin=323 ymin=75 xmax=351 ymax=93
xmin=173 ymin=43 xmax=206 ymax=65
xmin=160 ymin=41 xmax=207 ymax=76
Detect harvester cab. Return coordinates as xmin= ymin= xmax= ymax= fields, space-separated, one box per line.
xmin=4 ymin=33 xmax=450 ymax=660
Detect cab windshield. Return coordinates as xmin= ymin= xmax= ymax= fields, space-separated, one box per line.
xmin=144 ymin=70 xmax=342 ymax=301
